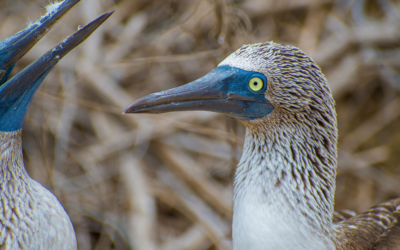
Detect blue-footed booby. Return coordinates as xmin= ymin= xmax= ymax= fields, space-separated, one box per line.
xmin=124 ymin=42 xmax=400 ymax=250
xmin=0 ymin=1 xmax=112 ymax=248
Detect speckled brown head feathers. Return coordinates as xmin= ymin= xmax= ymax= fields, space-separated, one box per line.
xmin=220 ymin=42 xmax=338 ymax=173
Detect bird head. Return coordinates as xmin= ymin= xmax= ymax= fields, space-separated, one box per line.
xmin=125 ymin=43 xmax=339 ymax=241
xmin=124 ymin=42 xmax=337 ymax=140
xmin=0 ymin=8 xmax=113 ymax=132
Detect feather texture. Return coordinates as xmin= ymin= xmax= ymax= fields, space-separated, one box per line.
xmin=333 ymin=198 xmax=400 ymax=250
xmin=221 ymin=42 xmax=400 ymax=250
xmin=0 ymin=131 xmax=77 ymax=250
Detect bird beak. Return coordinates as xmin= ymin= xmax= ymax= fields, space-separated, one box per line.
xmin=0 ymin=0 xmax=80 ymax=84
xmin=0 ymin=11 xmax=113 ymax=131
xmin=124 ymin=66 xmax=274 ymax=120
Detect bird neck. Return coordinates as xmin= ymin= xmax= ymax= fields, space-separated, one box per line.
xmin=232 ymin=119 xmax=337 ymax=249
xmin=0 ymin=130 xmax=30 ymax=182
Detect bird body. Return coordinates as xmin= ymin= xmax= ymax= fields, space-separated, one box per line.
xmin=125 ymin=42 xmax=400 ymax=249
xmin=221 ymin=45 xmax=337 ymax=249
xmin=0 ymin=1 xmax=112 ymax=248
xmin=0 ymin=131 xmax=76 ymax=249
xmin=233 ymin=129 xmax=336 ymax=250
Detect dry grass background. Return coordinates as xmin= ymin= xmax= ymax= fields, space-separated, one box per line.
xmin=1 ymin=0 xmax=400 ymax=249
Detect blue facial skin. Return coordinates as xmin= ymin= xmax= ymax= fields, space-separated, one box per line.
xmin=0 ymin=63 xmax=15 ymax=86
xmin=125 ymin=65 xmax=275 ymax=120
xmin=0 ymin=66 xmax=54 ymax=132
xmin=211 ymin=65 xmax=274 ymax=120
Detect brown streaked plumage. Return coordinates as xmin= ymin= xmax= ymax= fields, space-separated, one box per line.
xmin=124 ymin=42 xmax=400 ymax=250
xmin=333 ymin=198 xmax=400 ymax=250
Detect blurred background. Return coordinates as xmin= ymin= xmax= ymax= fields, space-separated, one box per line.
xmin=1 ymin=0 xmax=400 ymax=249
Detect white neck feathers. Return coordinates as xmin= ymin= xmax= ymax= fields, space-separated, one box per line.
xmin=0 ymin=130 xmax=29 ymax=182
xmin=232 ymin=122 xmax=337 ymax=250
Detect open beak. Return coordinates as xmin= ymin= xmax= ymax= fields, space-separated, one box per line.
xmin=1 ymin=11 xmax=113 ymax=100
xmin=124 ymin=66 xmax=275 ymax=120
xmin=0 ymin=11 xmax=113 ymax=131
xmin=0 ymin=0 xmax=80 ymax=84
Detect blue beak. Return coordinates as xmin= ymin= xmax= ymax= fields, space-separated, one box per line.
xmin=0 ymin=8 xmax=113 ymax=132
xmin=124 ymin=66 xmax=275 ymax=120
xmin=0 ymin=0 xmax=80 ymax=85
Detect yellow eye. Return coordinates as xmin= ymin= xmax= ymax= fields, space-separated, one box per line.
xmin=248 ymin=77 xmax=264 ymax=91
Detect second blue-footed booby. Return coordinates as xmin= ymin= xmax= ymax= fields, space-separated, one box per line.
xmin=0 ymin=0 xmax=112 ymax=248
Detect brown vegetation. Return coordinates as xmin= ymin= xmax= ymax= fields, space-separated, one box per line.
xmin=1 ymin=0 xmax=400 ymax=249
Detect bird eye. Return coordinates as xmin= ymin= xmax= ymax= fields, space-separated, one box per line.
xmin=248 ymin=77 xmax=264 ymax=92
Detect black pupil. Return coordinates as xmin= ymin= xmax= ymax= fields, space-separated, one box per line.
xmin=254 ymin=81 xmax=258 ymax=85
